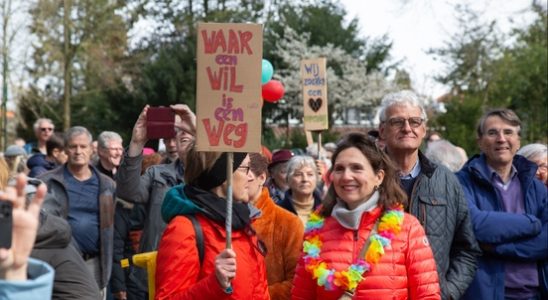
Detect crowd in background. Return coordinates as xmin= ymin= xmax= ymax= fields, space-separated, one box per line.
xmin=1 ymin=90 xmax=546 ymax=300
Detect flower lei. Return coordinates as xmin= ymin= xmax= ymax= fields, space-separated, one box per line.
xmin=302 ymin=204 xmax=404 ymax=292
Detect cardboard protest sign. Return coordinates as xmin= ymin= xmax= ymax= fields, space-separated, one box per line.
xmin=301 ymin=58 xmax=328 ymax=131
xmin=196 ymin=22 xmax=263 ymax=152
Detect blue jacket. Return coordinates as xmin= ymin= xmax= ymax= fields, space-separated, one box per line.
xmin=0 ymin=258 xmax=54 ymax=300
xmin=456 ymin=154 xmax=548 ymax=300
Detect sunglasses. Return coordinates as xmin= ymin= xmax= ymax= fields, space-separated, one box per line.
xmin=40 ymin=127 xmax=53 ymax=132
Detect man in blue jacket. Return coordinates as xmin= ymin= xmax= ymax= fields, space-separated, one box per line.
xmin=456 ymin=108 xmax=548 ymax=300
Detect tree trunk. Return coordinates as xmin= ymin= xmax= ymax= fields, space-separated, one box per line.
xmin=63 ymin=0 xmax=72 ymax=130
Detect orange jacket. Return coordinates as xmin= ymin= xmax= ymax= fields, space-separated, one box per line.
xmin=253 ymin=188 xmax=304 ymax=300
xmin=291 ymin=206 xmax=440 ymax=300
xmin=155 ymin=214 xmax=270 ymax=300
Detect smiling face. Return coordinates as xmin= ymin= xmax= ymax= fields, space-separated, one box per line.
xmin=478 ymin=115 xmax=521 ymax=170
xmin=332 ymin=147 xmax=385 ymax=210
xmin=98 ymin=139 xmax=123 ymax=169
xmin=380 ymin=103 xmax=426 ymax=154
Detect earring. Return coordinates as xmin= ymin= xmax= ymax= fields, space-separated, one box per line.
xmin=374 ymin=185 xmax=379 ymax=191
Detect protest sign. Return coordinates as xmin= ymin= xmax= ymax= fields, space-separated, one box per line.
xmin=196 ymin=22 xmax=263 ymax=152
xmin=301 ymin=57 xmax=328 ymax=131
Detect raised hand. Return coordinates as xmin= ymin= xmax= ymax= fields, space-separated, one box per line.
xmin=128 ymin=105 xmax=149 ymax=157
xmin=0 ymin=174 xmax=46 ymax=280
xmin=171 ymin=104 xmax=196 ymax=136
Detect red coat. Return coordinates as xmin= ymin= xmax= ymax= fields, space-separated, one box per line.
xmin=155 ymin=214 xmax=270 ymax=300
xmin=291 ymin=206 xmax=440 ymax=300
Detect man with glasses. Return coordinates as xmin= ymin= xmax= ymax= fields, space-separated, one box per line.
xmin=96 ymin=131 xmax=124 ymax=179
xmin=378 ymin=90 xmax=480 ymax=300
xmin=25 ymin=118 xmax=55 ymax=155
xmin=456 ymin=109 xmax=547 ymax=300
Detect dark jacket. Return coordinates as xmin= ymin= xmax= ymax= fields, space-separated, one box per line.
xmin=31 ymin=212 xmax=101 ymax=300
xmin=27 ymin=153 xmax=58 ymax=178
xmin=38 ymin=165 xmax=116 ymax=289
xmin=408 ymin=152 xmax=481 ymax=300
xmin=278 ymin=188 xmax=322 ymax=215
xmin=456 ymin=154 xmax=548 ymax=300
xmin=116 ymin=152 xmax=183 ymax=254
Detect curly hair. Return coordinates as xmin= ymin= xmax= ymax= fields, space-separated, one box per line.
xmin=320 ymin=132 xmax=407 ymax=217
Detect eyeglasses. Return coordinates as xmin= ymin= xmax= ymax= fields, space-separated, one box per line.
xmin=384 ymin=117 xmax=424 ymax=128
xmin=238 ymin=165 xmax=251 ymax=175
xmin=107 ymin=147 xmax=124 ymax=152
xmin=40 ymin=127 xmax=53 ymax=132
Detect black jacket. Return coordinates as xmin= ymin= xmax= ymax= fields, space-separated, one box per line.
xmin=31 ymin=212 xmax=101 ymax=300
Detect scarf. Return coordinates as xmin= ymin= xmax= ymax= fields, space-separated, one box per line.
xmin=184 ymin=184 xmax=251 ymax=230
xmin=331 ymin=191 xmax=380 ymax=230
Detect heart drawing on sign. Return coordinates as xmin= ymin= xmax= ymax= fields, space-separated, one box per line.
xmin=308 ymin=98 xmax=322 ymax=112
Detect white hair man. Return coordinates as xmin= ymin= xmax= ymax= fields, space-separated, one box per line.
xmin=378 ymin=90 xmax=481 ymax=300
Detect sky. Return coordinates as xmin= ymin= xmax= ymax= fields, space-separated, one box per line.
xmin=338 ymin=0 xmax=540 ymax=99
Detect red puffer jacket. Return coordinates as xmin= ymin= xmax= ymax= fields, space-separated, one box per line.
xmin=291 ymin=206 xmax=440 ymax=300
xmin=155 ymin=214 xmax=270 ymax=300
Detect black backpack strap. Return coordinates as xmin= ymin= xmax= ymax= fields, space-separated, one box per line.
xmin=186 ymin=215 xmax=204 ymax=265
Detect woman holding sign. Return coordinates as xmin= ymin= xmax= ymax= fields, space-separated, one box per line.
xmin=291 ymin=133 xmax=440 ymax=300
xmin=155 ymin=145 xmax=270 ymax=300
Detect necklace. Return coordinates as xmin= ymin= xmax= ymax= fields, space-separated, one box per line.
xmin=303 ymin=204 xmax=404 ymax=292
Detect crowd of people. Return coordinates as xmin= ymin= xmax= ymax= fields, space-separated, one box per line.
xmin=0 ymin=90 xmax=546 ymax=300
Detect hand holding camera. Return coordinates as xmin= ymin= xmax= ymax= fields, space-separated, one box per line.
xmin=0 ymin=174 xmax=46 ymax=280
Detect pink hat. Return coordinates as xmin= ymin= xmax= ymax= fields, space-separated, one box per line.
xmin=143 ymin=147 xmax=156 ymax=155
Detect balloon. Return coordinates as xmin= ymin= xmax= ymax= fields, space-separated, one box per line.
xmin=261 ymin=59 xmax=274 ymax=84
xmin=262 ymin=80 xmax=285 ymax=103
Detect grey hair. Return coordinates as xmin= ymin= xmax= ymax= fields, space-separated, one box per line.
xmin=476 ymin=108 xmax=521 ymax=137
xmin=378 ymin=90 xmax=428 ymax=122
xmin=286 ymin=155 xmax=320 ymax=185
xmin=64 ymin=126 xmax=93 ymax=146
xmin=33 ymin=118 xmax=54 ymax=131
xmin=424 ymin=139 xmax=467 ymax=172
xmin=97 ymin=131 xmax=123 ymax=149
xmin=517 ymin=143 xmax=547 ymax=162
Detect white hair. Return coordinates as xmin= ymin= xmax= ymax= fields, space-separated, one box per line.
xmin=517 ymin=143 xmax=547 ymax=162
xmin=378 ymin=90 xmax=428 ymax=122
xmin=425 ymin=139 xmax=467 ymax=172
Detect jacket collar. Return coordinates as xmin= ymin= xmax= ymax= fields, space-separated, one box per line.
xmin=464 ymin=153 xmax=538 ymax=186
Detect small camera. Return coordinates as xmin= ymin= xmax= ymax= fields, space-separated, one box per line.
xmin=0 ymin=200 xmax=13 ymax=248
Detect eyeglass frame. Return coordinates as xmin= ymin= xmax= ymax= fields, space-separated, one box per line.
xmin=238 ymin=165 xmax=251 ymax=175
xmin=382 ymin=117 xmax=425 ymax=129
xmin=40 ymin=127 xmax=54 ymax=132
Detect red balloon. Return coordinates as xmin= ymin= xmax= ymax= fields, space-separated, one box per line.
xmin=262 ymin=80 xmax=285 ymax=103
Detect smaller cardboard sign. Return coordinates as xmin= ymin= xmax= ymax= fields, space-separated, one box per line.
xmin=301 ymin=58 xmax=328 ymax=131
xmin=195 ymin=22 xmax=263 ymax=153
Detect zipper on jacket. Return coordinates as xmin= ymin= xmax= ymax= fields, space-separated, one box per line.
xmin=352 ymin=230 xmax=359 ymax=262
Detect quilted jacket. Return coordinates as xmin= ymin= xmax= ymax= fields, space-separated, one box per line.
xmin=291 ymin=206 xmax=440 ymax=300
xmin=456 ymin=154 xmax=548 ymax=300
xmin=253 ymin=187 xmax=304 ymax=300
xmin=408 ymin=152 xmax=481 ymax=300
xmin=155 ymin=186 xmax=270 ymax=300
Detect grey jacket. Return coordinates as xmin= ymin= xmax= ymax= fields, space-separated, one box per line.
xmin=408 ymin=152 xmax=481 ymax=300
xmin=116 ymin=153 xmax=183 ymax=253
xmin=38 ymin=165 xmax=116 ymax=289
xmin=32 ymin=212 xmax=101 ymax=300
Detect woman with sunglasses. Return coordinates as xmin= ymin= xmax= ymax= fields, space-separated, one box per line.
xmin=291 ymin=132 xmax=440 ymax=300
xmin=155 ymin=145 xmax=269 ymax=300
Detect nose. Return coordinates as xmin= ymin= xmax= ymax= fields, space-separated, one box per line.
xmin=401 ymin=120 xmax=413 ymax=132
xmin=494 ymin=131 xmax=507 ymax=142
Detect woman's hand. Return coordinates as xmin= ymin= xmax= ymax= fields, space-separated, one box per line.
xmin=214 ymin=248 xmax=237 ymax=290
xmin=0 ymin=174 xmax=46 ymax=280
xmin=171 ymin=104 xmax=196 ymax=136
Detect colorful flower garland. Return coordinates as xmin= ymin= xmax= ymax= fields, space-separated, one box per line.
xmin=302 ymin=204 xmax=404 ymax=292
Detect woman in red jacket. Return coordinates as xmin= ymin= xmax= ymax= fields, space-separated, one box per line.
xmin=291 ymin=132 xmax=440 ymax=300
xmin=155 ymin=146 xmax=270 ymax=300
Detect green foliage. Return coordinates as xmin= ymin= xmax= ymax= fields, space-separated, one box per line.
xmin=430 ymin=3 xmax=547 ymax=154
